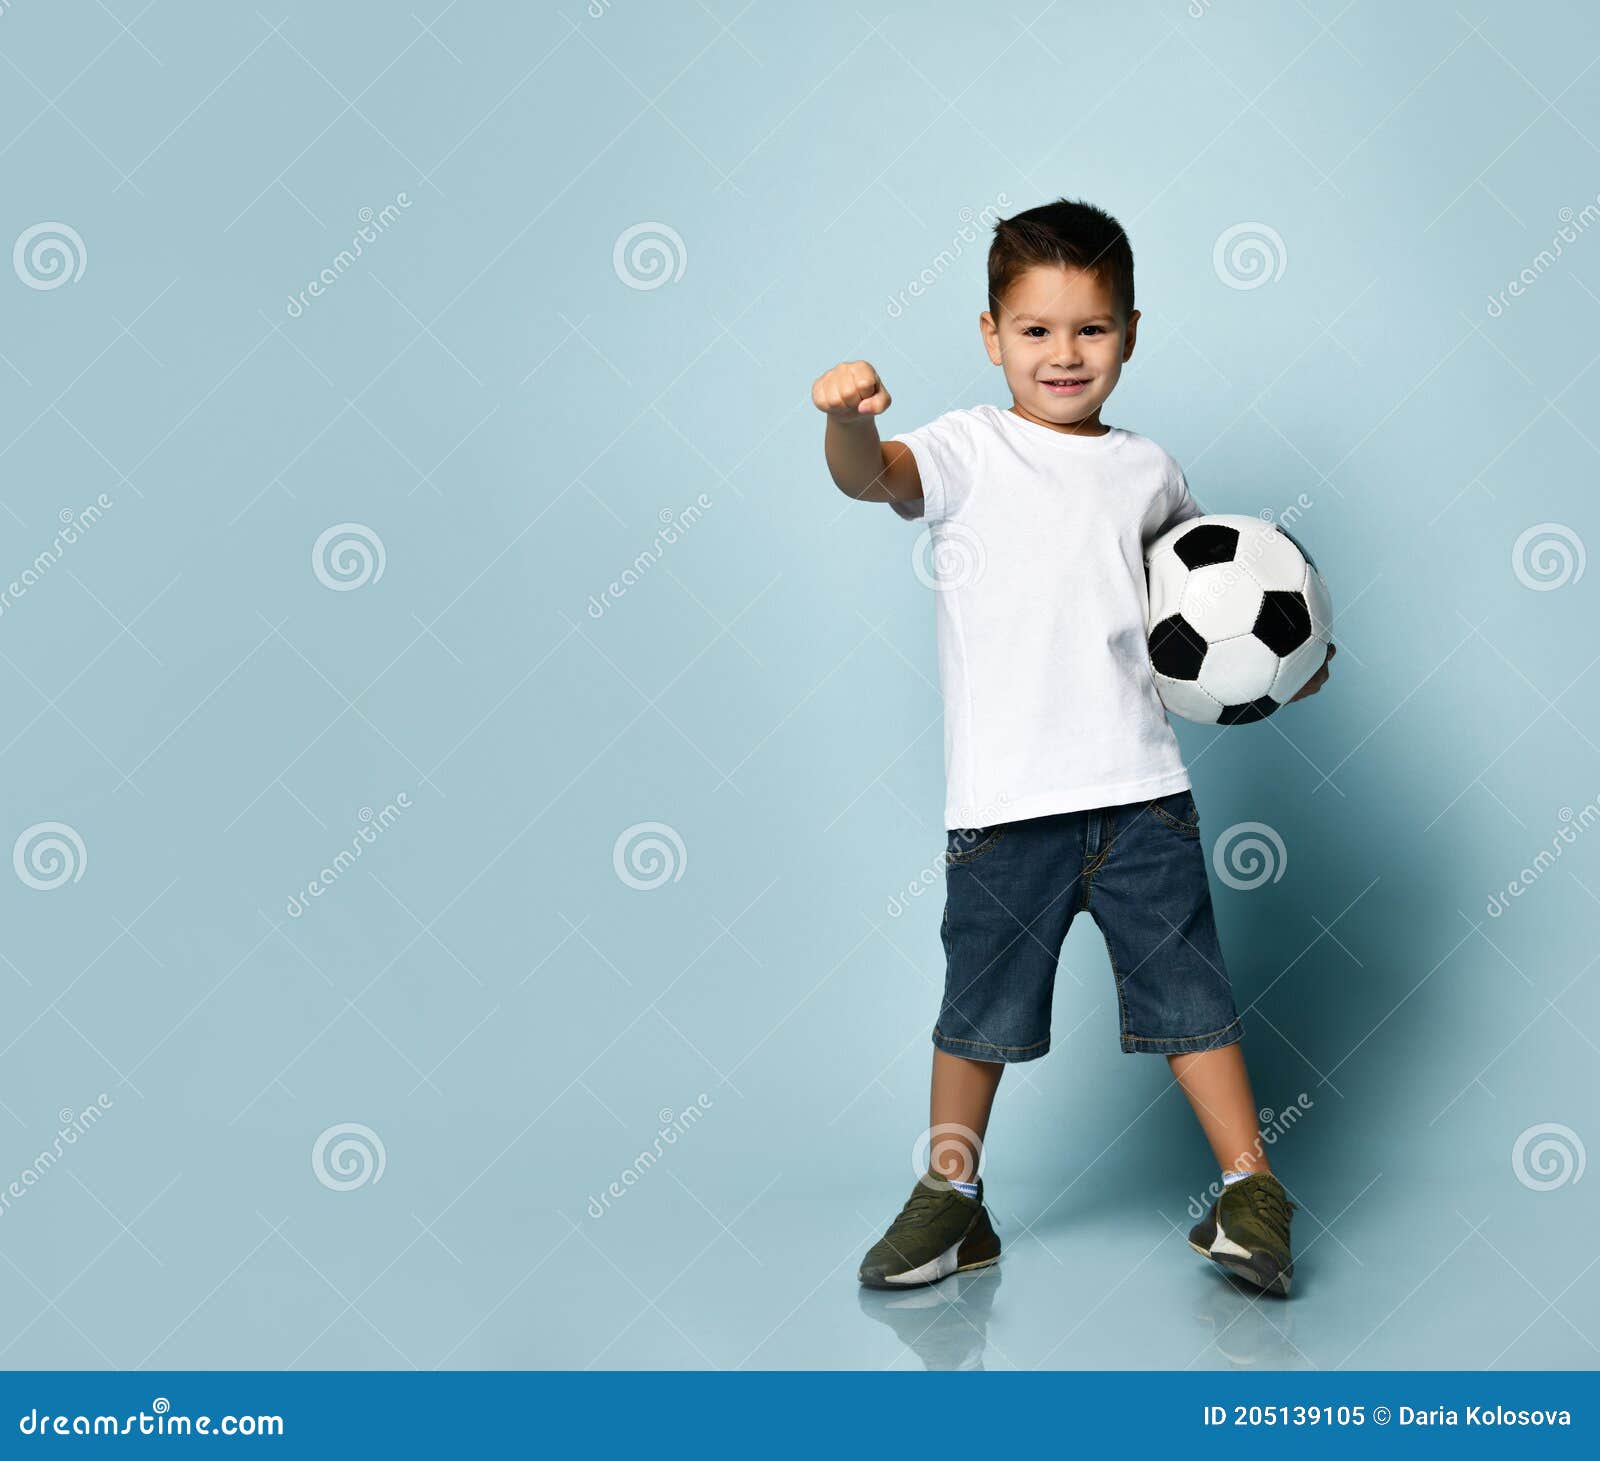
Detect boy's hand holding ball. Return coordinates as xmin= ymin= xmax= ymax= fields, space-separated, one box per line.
xmin=1145 ymin=514 xmax=1334 ymax=724
xmin=1287 ymin=642 xmax=1334 ymax=702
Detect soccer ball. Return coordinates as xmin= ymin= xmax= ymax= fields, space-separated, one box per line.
xmin=1144 ymin=514 xmax=1332 ymax=724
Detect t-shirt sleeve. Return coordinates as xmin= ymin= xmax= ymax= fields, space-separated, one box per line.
xmin=886 ymin=412 xmax=974 ymax=524
xmin=1155 ymin=467 xmax=1207 ymax=535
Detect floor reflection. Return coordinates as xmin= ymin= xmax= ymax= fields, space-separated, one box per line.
xmin=858 ymin=1267 xmax=1003 ymax=1371
xmin=1190 ymin=1273 xmax=1300 ymax=1368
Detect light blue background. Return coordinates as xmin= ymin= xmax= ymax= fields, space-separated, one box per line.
xmin=0 ymin=0 xmax=1597 ymax=1372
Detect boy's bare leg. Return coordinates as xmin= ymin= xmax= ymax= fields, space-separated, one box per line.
xmin=928 ymin=1048 xmax=1005 ymax=1180
xmin=1167 ymin=1045 xmax=1271 ymax=1176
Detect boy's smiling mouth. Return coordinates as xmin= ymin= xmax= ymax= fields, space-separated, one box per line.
xmin=1041 ymin=377 xmax=1089 ymax=395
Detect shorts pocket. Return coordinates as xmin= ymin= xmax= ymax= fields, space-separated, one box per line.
xmin=945 ymin=826 xmax=1004 ymax=865
xmin=1145 ymin=791 xmax=1200 ymax=837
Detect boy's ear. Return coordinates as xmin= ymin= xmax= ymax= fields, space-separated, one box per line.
xmin=1122 ymin=309 xmax=1140 ymax=362
xmin=979 ymin=310 xmax=1002 ymax=365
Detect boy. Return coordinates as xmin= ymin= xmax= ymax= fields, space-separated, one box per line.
xmin=812 ymin=198 xmax=1333 ymax=1298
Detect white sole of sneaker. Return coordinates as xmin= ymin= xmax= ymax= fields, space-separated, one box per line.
xmin=865 ymin=1246 xmax=1000 ymax=1289
xmin=882 ymin=1238 xmax=962 ymax=1286
xmin=1187 ymin=1238 xmax=1291 ymax=1296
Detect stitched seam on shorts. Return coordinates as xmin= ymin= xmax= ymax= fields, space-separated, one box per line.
xmin=1081 ymin=823 xmax=1113 ymax=906
xmin=933 ymin=1026 xmax=1050 ymax=1056
xmin=1104 ymin=926 xmax=1131 ymax=1044
xmin=1149 ymin=802 xmax=1200 ymax=835
xmin=946 ymin=828 xmax=1005 ymax=866
xmin=1124 ymin=1016 xmax=1241 ymax=1046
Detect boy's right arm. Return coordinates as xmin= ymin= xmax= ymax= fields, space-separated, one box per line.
xmin=812 ymin=360 xmax=923 ymax=509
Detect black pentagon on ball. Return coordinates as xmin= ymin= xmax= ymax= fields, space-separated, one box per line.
xmin=1149 ymin=614 xmax=1207 ymax=680
xmin=1253 ymin=589 xmax=1312 ymax=656
xmin=1217 ymin=695 xmax=1280 ymax=725
xmin=1174 ymin=523 xmax=1239 ymax=569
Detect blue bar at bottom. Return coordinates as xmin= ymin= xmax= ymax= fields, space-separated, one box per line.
xmin=0 ymin=1370 xmax=1592 ymax=1455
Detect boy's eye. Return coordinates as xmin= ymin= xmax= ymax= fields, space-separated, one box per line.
xmin=1020 ymin=324 xmax=1107 ymax=337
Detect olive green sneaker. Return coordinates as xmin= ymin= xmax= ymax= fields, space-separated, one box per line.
xmin=1187 ymin=1172 xmax=1296 ymax=1295
xmin=858 ymin=1171 xmax=1001 ymax=1289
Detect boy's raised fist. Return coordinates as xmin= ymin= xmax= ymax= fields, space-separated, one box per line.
xmin=812 ymin=361 xmax=891 ymax=422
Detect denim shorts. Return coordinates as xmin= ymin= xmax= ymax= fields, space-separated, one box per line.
xmin=934 ymin=789 xmax=1242 ymax=1059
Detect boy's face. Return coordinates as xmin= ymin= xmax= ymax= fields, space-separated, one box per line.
xmin=980 ymin=264 xmax=1139 ymax=434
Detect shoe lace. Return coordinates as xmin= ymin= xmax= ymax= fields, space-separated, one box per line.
xmin=887 ymin=1186 xmax=947 ymax=1232
xmin=1238 ymin=1179 xmax=1295 ymax=1232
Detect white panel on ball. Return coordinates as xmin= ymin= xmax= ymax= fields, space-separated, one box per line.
xmin=1197 ymin=634 xmax=1281 ymax=706
xmin=1238 ymin=522 xmax=1309 ymax=592
xmin=1152 ymin=673 xmax=1223 ymax=724
xmin=1181 ymin=562 xmax=1264 ymax=641
xmin=1305 ymin=566 xmax=1334 ymax=641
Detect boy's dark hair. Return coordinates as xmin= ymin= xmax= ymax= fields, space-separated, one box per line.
xmin=987 ymin=198 xmax=1135 ymax=324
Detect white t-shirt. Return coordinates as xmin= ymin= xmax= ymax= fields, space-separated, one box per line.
xmin=889 ymin=402 xmax=1205 ymax=830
